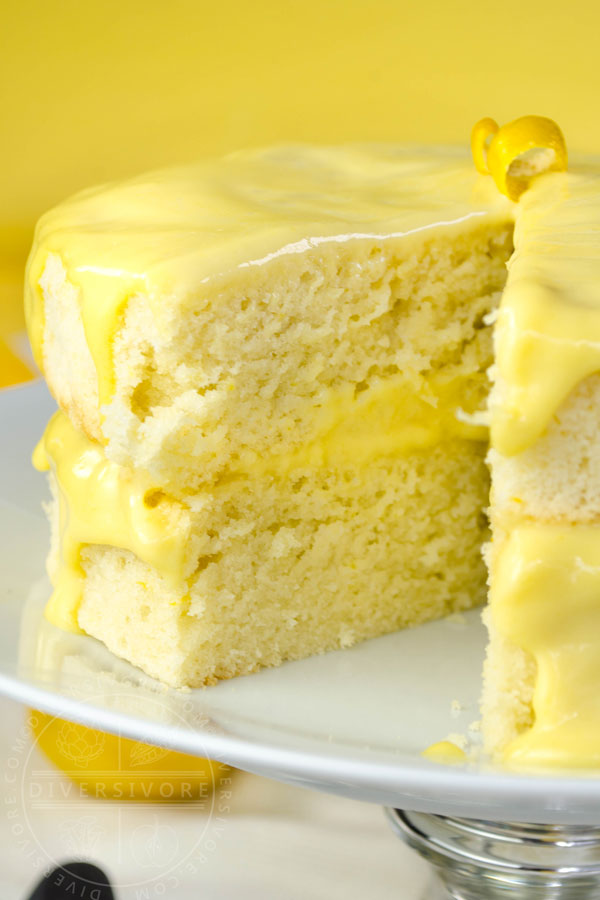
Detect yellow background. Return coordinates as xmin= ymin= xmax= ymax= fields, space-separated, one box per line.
xmin=2 ymin=0 xmax=600 ymax=340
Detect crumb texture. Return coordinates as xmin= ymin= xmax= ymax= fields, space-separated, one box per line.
xmin=39 ymin=217 xmax=512 ymax=687
xmin=40 ymin=224 xmax=511 ymax=493
xmin=75 ymin=443 xmax=490 ymax=686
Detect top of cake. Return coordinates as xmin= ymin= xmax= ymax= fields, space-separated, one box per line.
xmin=25 ymin=142 xmax=600 ymax=466
xmin=26 ymin=145 xmax=510 ymax=406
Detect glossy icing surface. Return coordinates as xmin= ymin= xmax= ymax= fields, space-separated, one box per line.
xmin=492 ymin=166 xmax=600 ymax=455
xmin=25 ymin=145 xmax=510 ymax=404
xmin=493 ymin=524 xmax=600 ymax=768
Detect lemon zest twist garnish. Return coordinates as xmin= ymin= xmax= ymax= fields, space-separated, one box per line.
xmin=471 ymin=115 xmax=568 ymax=201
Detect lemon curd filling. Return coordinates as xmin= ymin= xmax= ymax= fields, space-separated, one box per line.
xmin=237 ymin=372 xmax=488 ymax=474
xmin=34 ymin=412 xmax=191 ymax=632
xmin=34 ymin=373 xmax=488 ymax=633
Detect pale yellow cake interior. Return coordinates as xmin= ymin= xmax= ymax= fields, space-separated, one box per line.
xmin=33 ymin=218 xmax=510 ymax=687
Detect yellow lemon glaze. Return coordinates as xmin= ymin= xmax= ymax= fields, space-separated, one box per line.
xmin=422 ymin=740 xmax=467 ymax=764
xmin=493 ymin=524 xmax=600 ymax=768
xmin=34 ymin=412 xmax=191 ymax=632
xmin=492 ymin=168 xmax=600 ymax=455
xmin=24 ymin=146 xmax=511 ymax=408
xmin=34 ymin=373 xmax=487 ymax=632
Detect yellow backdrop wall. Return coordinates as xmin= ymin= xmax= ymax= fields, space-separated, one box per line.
xmin=2 ymin=0 xmax=599 ymax=331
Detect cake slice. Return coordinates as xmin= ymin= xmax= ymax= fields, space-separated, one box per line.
xmin=26 ymin=128 xmax=600 ymax=766
xmin=28 ymin=146 xmax=512 ymax=687
xmin=29 ymin=148 xmax=512 ymax=686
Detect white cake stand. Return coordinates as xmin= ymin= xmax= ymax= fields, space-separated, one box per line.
xmin=3 ymin=382 xmax=600 ymax=898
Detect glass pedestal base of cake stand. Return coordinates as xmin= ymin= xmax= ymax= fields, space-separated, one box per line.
xmin=387 ymin=810 xmax=600 ymax=899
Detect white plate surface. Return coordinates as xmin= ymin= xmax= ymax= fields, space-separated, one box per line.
xmin=2 ymin=381 xmax=600 ymax=824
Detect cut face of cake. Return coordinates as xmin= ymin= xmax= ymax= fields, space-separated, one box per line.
xmin=24 ymin=142 xmax=600 ymax=767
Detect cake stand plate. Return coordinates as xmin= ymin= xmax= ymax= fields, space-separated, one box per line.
xmin=4 ymin=382 xmax=600 ymax=898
